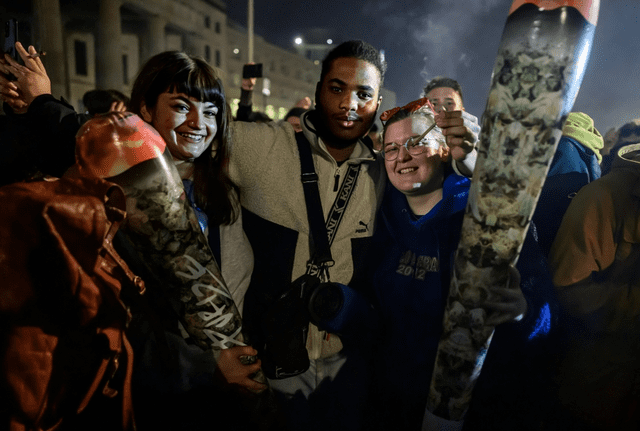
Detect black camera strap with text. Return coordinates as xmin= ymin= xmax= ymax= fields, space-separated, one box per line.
xmin=295 ymin=132 xmax=361 ymax=280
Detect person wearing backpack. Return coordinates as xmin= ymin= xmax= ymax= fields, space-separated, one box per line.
xmin=1 ymin=44 xmax=267 ymax=430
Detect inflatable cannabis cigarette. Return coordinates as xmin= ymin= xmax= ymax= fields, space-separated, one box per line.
xmin=425 ymin=0 xmax=600 ymax=426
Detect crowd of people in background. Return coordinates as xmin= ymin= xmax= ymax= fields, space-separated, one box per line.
xmin=0 ymin=33 xmax=639 ymax=431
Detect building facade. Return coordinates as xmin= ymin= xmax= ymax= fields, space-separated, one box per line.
xmin=225 ymin=20 xmax=320 ymax=119
xmin=2 ymin=0 xmax=394 ymax=120
xmin=1 ymin=0 xmax=303 ymax=119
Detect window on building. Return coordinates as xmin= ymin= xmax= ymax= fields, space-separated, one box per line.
xmin=205 ymin=16 xmax=211 ymax=28
xmin=205 ymin=45 xmax=211 ymax=63
xmin=215 ymin=50 xmax=221 ymax=67
xmin=215 ymin=22 xmax=221 ymax=34
xmin=122 ymin=54 xmax=129 ymax=85
xmin=74 ymin=40 xmax=88 ymax=76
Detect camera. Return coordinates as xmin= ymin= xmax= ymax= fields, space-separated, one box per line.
xmin=260 ymin=274 xmax=317 ymax=379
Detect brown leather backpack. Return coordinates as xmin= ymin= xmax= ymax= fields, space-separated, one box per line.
xmin=0 ymin=176 xmax=144 ymax=431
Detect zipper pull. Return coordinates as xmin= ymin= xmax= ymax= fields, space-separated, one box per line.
xmin=333 ymin=172 xmax=340 ymax=192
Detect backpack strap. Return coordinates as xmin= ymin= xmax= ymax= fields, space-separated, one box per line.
xmin=295 ymin=132 xmax=333 ymax=267
xmin=295 ymin=132 xmax=362 ymax=280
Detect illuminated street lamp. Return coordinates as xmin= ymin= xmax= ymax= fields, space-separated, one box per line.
xmin=293 ymin=34 xmax=334 ymax=62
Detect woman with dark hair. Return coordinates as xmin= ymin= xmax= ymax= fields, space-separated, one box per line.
xmin=0 ymin=45 xmax=267 ymax=429
xmin=129 ymin=52 xmax=238 ymax=226
xmin=125 ymin=50 xmax=266 ymax=430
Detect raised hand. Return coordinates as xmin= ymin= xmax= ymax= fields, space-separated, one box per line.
xmin=434 ymin=109 xmax=479 ymax=161
xmin=0 ymin=42 xmax=51 ymax=112
xmin=0 ymin=54 xmax=27 ymax=113
xmin=241 ymin=62 xmax=257 ymax=92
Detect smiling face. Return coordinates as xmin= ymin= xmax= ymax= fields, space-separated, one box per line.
xmin=140 ymin=91 xmax=218 ymax=161
xmin=316 ymin=57 xmax=381 ymax=148
xmin=384 ymin=115 xmax=448 ymax=197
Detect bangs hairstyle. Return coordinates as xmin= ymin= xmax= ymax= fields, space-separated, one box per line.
xmin=130 ymin=51 xmax=238 ymax=225
xmin=167 ymin=65 xmax=225 ymax=111
xmin=130 ymin=51 xmax=225 ymax=119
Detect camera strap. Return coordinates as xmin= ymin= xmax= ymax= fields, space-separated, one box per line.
xmin=295 ymin=132 xmax=361 ymax=281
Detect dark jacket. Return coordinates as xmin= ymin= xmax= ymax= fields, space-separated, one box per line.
xmin=1 ymin=96 xmax=86 ymax=185
xmin=533 ymin=136 xmax=601 ymax=257
xmin=367 ymin=173 xmax=469 ymax=429
xmin=367 ymin=173 xmax=559 ymax=430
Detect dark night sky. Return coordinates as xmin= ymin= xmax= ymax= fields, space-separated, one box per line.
xmin=227 ymin=0 xmax=640 ymax=134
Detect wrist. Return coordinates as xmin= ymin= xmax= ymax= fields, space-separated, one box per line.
xmin=240 ymin=88 xmax=253 ymax=106
xmin=25 ymin=90 xmax=51 ymax=106
xmin=26 ymin=93 xmax=58 ymax=114
xmin=453 ymin=148 xmax=477 ymax=178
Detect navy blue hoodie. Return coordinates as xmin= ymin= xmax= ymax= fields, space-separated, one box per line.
xmin=367 ymin=173 xmax=558 ymax=430
xmin=367 ymin=173 xmax=469 ymax=428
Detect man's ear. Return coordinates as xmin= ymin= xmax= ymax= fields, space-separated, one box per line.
xmin=140 ymin=102 xmax=153 ymax=123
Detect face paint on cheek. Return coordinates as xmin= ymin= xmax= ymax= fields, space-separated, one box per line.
xmin=187 ymin=119 xmax=217 ymax=158
xmin=413 ymin=183 xmax=422 ymax=189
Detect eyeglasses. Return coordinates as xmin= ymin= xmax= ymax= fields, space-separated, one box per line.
xmin=383 ymin=123 xmax=439 ymax=161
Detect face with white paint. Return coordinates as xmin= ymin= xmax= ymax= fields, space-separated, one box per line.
xmin=141 ymin=90 xmax=219 ymax=161
xmin=316 ymin=57 xmax=382 ymax=148
xmin=383 ymin=112 xmax=449 ymax=198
